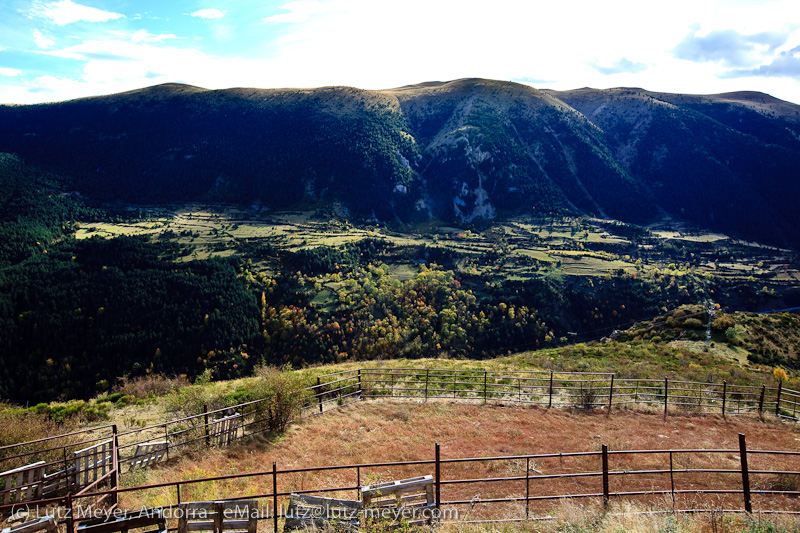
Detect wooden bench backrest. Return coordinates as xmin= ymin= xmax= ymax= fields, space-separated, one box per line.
xmin=2 ymin=516 xmax=57 ymax=533
xmin=0 ymin=461 xmax=46 ymax=505
xmin=284 ymin=494 xmax=361 ymax=531
xmin=361 ymin=475 xmax=435 ymax=527
xmin=177 ymin=500 xmax=256 ymax=533
xmin=127 ymin=442 xmax=169 ymax=471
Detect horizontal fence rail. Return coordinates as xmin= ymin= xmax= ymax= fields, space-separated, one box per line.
xmin=3 ymin=434 xmax=798 ymax=532
xmin=2 ymin=367 xmax=799 ymax=528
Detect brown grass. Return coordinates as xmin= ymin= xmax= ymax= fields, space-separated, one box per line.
xmin=119 ymin=400 xmax=800 ymax=523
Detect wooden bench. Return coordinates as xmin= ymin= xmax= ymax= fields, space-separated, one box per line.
xmin=127 ymin=442 xmax=169 ymax=472
xmin=76 ymin=509 xmax=166 ymax=533
xmin=284 ymin=494 xmax=361 ymax=532
xmin=0 ymin=461 xmax=46 ymax=505
xmin=210 ymin=414 xmax=241 ymax=447
xmin=361 ymin=475 xmax=436 ymax=527
xmin=2 ymin=516 xmax=57 ymax=533
xmin=176 ymin=500 xmax=256 ymax=533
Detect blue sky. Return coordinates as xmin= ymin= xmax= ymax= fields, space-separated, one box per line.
xmin=1 ymin=0 xmax=799 ymax=104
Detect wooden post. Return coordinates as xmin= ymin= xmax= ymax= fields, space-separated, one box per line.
xmin=739 ymin=434 xmax=752 ymax=513
xmin=317 ymin=377 xmax=323 ymax=413
xmin=548 ymin=371 xmax=554 ymax=408
xmin=601 ymin=444 xmax=610 ymax=511
xmin=272 ymin=461 xmax=279 ymax=533
xmin=203 ymin=404 xmax=210 ymax=447
xmin=663 ymin=378 xmax=669 ymax=419
xmin=435 ymin=443 xmax=441 ymax=509
xmin=776 ymin=382 xmax=783 ymax=417
xmin=722 ymin=381 xmax=727 ymax=419
xmin=607 ymin=375 xmax=614 ymax=416
xmin=483 ymin=371 xmax=488 ymax=404
xmin=758 ymin=385 xmax=766 ymax=418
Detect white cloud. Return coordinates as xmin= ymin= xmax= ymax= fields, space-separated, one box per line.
xmin=33 ymin=29 xmax=55 ymax=48
xmin=190 ymin=9 xmax=226 ymax=19
xmin=110 ymin=30 xmax=181 ymax=43
xmin=0 ymin=68 xmax=22 ymax=76
xmin=6 ymin=0 xmax=800 ymax=105
xmin=32 ymin=0 xmax=125 ymax=26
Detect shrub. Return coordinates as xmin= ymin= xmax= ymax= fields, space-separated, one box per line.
xmin=0 ymin=404 xmax=77 ymax=469
xmin=163 ymin=369 xmax=223 ymax=423
xmin=114 ymin=373 xmax=191 ymax=399
xmin=683 ymin=318 xmax=704 ymax=329
xmin=571 ymin=383 xmax=598 ymax=411
xmin=29 ymin=400 xmax=110 ymax=423
xmin=712 ymin=314 xmax=735 ymax=331
xmin=247 ymin=365 xmax=312 ymax=435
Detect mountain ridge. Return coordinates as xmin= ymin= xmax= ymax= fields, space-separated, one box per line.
xmin=1 ymin=78 xmax=799 ymax=247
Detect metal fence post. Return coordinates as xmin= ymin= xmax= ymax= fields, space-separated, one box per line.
xmin=601 ymin=444 xmax=610 ymax=511
xmin=607 ymin=375 xmax=614 ymax=415
xmin=273 ymin=461 xmax=279 ymax=533
xmin=525 ymin=457 xmax=530 ymax=519
xmin=722 ymin=381 xmax=727 ymax=419
xmin=435 ymin=443 xmax=441 ymax=509
xmin=317 ymin=377 xmax=323 ymax=413
xmin=66 ymin=493 xmax=75 ymax=533
xmin=203 ymin=404 xmax=210 ymax=447
xmin=357 ymin=369 xmax=362 ymax=398
xmin=425 ymin=369 xmax=429 ymax=402
xmin=776 ymin=382 xmax=783 ymax=417
xmin=111 ymin=424 xmax=119 ymax=507
xmin=548 ymin=371 xmax=554 ymax=408
xmin=669 ymin=451 xmax=675 ymax=510
xmin=739 ymin=433 xmax=752 ymax=513
xmin=483 ymin=371 xmax=488 ymax=404
xmin=663 ymin=377 xmax=669 ymax=419
xmin=758 ymin=385 xmax=766 ymax=418
xmin=164 ymin=423 xmax=170 ymax=461
xmin=356 ymin=466 xmax=361 ymax=501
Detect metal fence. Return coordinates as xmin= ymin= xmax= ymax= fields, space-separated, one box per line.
xmin=15 ymin=432 xmax=799 ymax=533
xmin=360 ymin=368 xmax=800 ymax=420
xmin=2 ymin=367 xmax=799 ymax=528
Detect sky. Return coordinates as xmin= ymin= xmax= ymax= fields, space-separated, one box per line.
xmin=0 ymin=0 xmax=799 ymax=105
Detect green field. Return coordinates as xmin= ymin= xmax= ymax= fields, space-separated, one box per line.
xmin=73 ymin=206 xmax=800 ymax=286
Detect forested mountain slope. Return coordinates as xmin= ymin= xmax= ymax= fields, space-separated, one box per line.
xmin=1 ymin=79 xmax=798 ymax=246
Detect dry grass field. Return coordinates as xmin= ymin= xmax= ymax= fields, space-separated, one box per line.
xmin=120 ymin=400 xmax=800 ymax=531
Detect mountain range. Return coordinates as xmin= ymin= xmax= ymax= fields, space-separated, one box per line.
xmin=1 ymin=78 xmax=799 ymax=247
